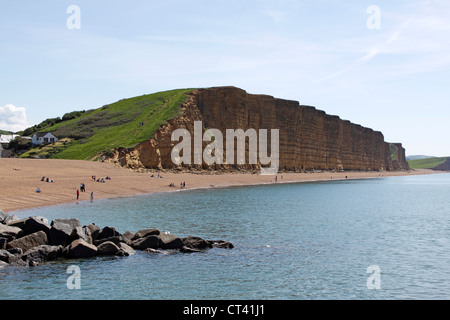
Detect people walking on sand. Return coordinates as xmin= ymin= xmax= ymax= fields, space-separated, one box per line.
xmin=90 ymin=192 xmax=94 ymax=201
xmin=183 ymin=181 xmax=185 ymax=188
xmin=76 ymin=189 xmax=80 ymax=200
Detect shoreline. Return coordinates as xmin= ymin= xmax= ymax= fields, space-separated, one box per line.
xmin=0 ymin=158 xmax=444 ymax=214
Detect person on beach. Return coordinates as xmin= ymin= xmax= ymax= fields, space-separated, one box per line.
xmin=36 ymin=187 xmax=41 ymax=193
xmin=76 ymin=189 xmax=80 ymax=200
xmin=90 ymin=192 xmax=94 ymax=201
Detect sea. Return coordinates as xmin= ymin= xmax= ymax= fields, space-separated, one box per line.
xmin=1 ymin=173 xmax=450 ymax=300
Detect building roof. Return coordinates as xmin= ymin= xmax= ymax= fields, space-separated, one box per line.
xmin=33 ymin=132 xmax=56 ymax=138
xmin=0 ymin=134 xmax=19 ymax=144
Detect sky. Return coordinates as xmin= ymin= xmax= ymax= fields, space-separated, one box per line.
xmin=1 ymin=0 xmax=449 ymax=156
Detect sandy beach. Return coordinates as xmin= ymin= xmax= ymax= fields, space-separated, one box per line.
xmin=0 ymin=158 xmax=439 ymax=213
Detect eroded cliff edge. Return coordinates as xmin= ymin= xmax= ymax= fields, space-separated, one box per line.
xmin=110 ymin=87 xmax=409 ymax=172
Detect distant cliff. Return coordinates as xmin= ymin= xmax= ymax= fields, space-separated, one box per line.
xmin=112 ymin=87 xmax=409 ymax=172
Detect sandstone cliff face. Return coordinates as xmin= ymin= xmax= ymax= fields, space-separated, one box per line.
xmin=111 ymin=87 xmax=409 ymax=172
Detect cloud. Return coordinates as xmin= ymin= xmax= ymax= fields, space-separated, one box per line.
xmin=0 ymin=104 xmax=28 ymax=132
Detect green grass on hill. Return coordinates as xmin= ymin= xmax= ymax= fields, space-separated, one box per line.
xmin=408 ymin=157 xmax=449 ymax=169
xmin=20 ymin=88 xmax=193 ymax=160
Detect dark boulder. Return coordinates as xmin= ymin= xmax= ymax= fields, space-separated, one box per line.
xmin=83 ymin=223 xmax=100 ymax=243
xmin=7 ymin=231 xmax=48 ymax=252
xmin=131 ymin=235 xmax=159 ymax=250
xmin=97 ymin=226 xmax=121 ymax=240
xmin=0 ymin=249 xmax=23 ymax=264
xmin=96 ymin=241 xmax=120 ymax=256
xmin=23 ymin=245 xmax=63 ymax=263
xmin=158 ymin=233 xmax=184 ymax=249
xmin=0 ymin=210 xmax=9 ymax=224
xmin=182 ymin=236 xmax=212 ymax=250
xmin=117 ymin=242 xmax=135 ymax=256
xmin=67 ymin=227 xmax=91 ymax=245
xmin=66 ymin=239 xmax=97 ymax=258
xmin=51 ymin=218 xmax=81 ymax=230
xmin=49 ymin=220 xmax=74 ymax=246
xmin=0 ymin=224 xmax=22 ymax=240
xmin=132 ymin=228 xmax=160 ymax=240
xmin=206 ymin=240 xmax=234 ymax=249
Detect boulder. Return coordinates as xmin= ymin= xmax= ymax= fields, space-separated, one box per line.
xmin=84 ymin=223 xmax=100 ymax=241
xmin=51 ymin=218 xmax=81 ymax=230
xmin=97 ymin=226 xmax=121 ymax=240
xmin=7 ymin=231 xmax=48 ymax=252
xmin=0 ymin=210 xmax=9 ymax=224
xmin=23 ymin=245 xmax=63 ymax=263
xmin=131 ymin=235 xmax=159 ymax=250
xmin=96 ymin=241 xmax=120 ymax=256
xmin=0 ymin=249 xmax=23 ymax=264
xmin=6 ymin=218 xmax=27 ymax=229
xmin=117 ymin=242 xmax=135 ymax=256
xmin=66 ymin=239 xmax=97 ymax=258
xmin=179 ymin=246 xmax=202 ymax=253
xmin=132 ymin=228 xmax=160 ymax=240
xmin=0 ymin=237 xmax=7 ymax=249
xmin=0 ymin=224 xmax=22 ymax=240
xmin=49 ymin=220 xmax=74 ymax=246
xmin=182 ymin=236 xmax=211 ymax=250
xmin=3 ymin=214 xmax=19 ymax=225
xmin=206 ymin=240 xmax=234 ymax=249
xmin=122 ymin=231 xmax=135 ymax=241
xmin=158 ymin=233 xmax=184 ymax=249
xmin=93 ymin=235 xmax=129 ymax=246
xmin=22 ymin=216 xmax=51 ymax=237
xmin=0 ymin=260 xmax=8 ymax=268
xmin=67 ymin=227 xmax=91 ymax=244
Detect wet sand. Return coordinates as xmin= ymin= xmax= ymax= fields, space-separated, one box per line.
xmin=0 ymin=158 xmax=438 ymax=213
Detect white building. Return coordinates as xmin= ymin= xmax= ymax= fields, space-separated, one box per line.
xmin=0 ymin=134 xmax=19 ymax=149
xmin=31 ymin=132 xmax=59 ymax=145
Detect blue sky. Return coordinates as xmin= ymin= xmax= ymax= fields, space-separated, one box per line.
xmin=1 ymin=0 xmax=449 ymax=156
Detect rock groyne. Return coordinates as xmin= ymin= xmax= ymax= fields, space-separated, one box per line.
xmin=0 ymin=210 xmax=233 ymax=268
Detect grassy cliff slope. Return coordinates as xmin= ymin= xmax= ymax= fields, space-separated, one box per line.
xmin=20 ymin=89 xmax=192 ymax=160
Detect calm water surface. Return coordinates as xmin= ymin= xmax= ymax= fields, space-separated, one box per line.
xmin=1 ymin=173 xmax=450 ymax=300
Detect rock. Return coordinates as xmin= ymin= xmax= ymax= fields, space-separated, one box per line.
xmin=158 ymin=233 xmax=184 ymax=249
xmin=179 ymin=246 xmax=202 ymax=253
xmin=97 ymin=226 xmax=121 ymax=240
xmin=0 ymin=249 xmax=23 ymax=264
xmin=84 ymin=223 xmax=100 ymax=241
xmin=0 ymin=210 xmax=9 ymax=224
xmin=52 ymin=218 xmax=81 ymax=230
xmin=0 ymin=237 xmax=7 ymax=249
xmin=132 ymin=228 xmax=160 ymax=240
xmin=0 ymin=260 xmax=8 ymax=268
xmin=131 ymin=234 xmax=159 ymax=250
xmin=7 ymin=231 xmax=48 ymax=252
xmin=82 ymin=224 xmax=99 ymax=244
xmin=207 ymin=240 xmax=234 ymax=249
xmin=122 ymin=231 xmax=135 ymax=241
xmin=22 ymin=216 xmax=51 ymax=238
xmin=96 ymin=241 xmax=120 ymax=256
xmin=49 ymin=220 xmax=74 ymax=246
xmin=23 ymin=245 xmax=63 ymax=263
xmin=0 ymin=224 xmax=22 ymax=240
xmin=182 ymin=236 xmax=211 ymax=250
xmin=93 ymin=235 xmax=127 ymax=247
xmin=6 ymin=218 xmax=27 ymax=229
xmin=66 ymin=239 xmax=97 ymax=258
xmin=67 ymin=227 xmax=91 ymax=245
xmin=3 ymin=214 xmax=19 ymax=225
xmin=117 ymin=242 xmax=135 ymax=256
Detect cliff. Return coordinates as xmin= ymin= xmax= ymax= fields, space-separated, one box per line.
xmin=112 ymin=87 xmax=409 ymax=172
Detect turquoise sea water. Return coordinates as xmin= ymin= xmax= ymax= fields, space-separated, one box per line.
xmin=1 ymin=173 xmax=450 ymax=300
